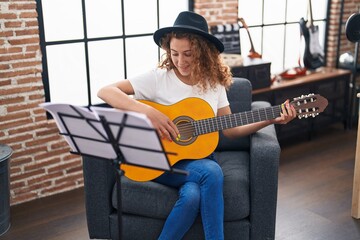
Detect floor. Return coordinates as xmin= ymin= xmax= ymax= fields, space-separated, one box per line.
xmin=275 ymin=124 xmax=360 ymax=240
xmin=1 ymin=124 xmax=360 ymax=240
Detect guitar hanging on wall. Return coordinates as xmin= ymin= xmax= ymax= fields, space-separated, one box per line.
xmin=238 ymin=17 xmax=262 ymax=59
xmin=121 ymin=94 xmax=328 ymax=182
xmin=299 ymin=0 xmax=325 ymax=69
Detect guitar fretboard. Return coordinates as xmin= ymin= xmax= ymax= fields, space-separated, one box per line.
xmin=193 ymin=105 xmax=282 ymax=136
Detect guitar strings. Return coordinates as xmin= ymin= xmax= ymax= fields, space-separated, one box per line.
xmin=176 ymin=107 xmax=282 ymax=132
xmin=174 ymin=106 xmax=282 ymax=137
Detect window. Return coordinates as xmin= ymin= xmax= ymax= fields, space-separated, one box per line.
xmin=37 ymin=0 xmax=190 ymax=106
xmin=238 ymin=0 xmax=329 ymax=74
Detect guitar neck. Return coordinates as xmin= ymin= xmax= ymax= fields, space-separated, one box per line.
xmin=193 ymin=105 xmax=282 ymax=136
xmin=238 ymin=17 xmax=261 ymax=58
xmin=239 ymin=17 xmax=256 ymax=52
xmin=308 ymin=0 xmax=314 ymax=27
xmin=245 ymin=29 xmax=256 ymax=53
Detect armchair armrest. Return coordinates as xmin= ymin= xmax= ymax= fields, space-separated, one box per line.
xmin=249 ymin=101 xmax=281 ymax=240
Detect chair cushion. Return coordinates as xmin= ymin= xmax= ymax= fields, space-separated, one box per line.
xmin=112 ymin=150 xmax=250 ymax=222
xmin=216 ymin=151 xmax=250 ymax=221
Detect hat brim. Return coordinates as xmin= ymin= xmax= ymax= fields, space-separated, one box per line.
xmin=153 ymin=26 xmax=224 ymax=53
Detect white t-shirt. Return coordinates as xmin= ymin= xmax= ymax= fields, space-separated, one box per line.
xmin=128 ymin=68 xmax=229 ymax=116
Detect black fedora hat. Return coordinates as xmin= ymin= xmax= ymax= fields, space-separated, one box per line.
xmin=153 ymin=11 xmax=224 ymax=53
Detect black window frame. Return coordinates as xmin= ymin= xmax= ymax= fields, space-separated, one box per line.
xmin=237 ymin=0 xmax=330 ymax=72
xmin=36 ymin=0 xmax=194 ymax=106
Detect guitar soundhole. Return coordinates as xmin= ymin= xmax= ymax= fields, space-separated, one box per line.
xmin=173 ymin=116 xmax=197 ymax=146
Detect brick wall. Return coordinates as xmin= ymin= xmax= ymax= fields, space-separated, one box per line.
xmin=0 ymin=0 xmax=83 ymax=205
xmin=327 ymin=0 xmax=360 ymax=67
xmin=338 ymin=0 xmax=360 ymax=53
xmin=195 ymin=0 xmax=238 ymax=25
xmin=0 ymin=0 xmax=357 ymax=205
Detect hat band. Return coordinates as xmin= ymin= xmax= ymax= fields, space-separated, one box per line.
xmin=172 ymin=24 xmax=208 ymax=34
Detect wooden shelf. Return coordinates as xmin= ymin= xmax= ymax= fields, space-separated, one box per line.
xmin=253 ymin=67 xmax=351 ymax=94
xmin=251 ymin=67 xmax=352 ymax=143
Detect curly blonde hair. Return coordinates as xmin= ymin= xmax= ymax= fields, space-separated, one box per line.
xmin=158 ymin=32 xmax=233 ymax=92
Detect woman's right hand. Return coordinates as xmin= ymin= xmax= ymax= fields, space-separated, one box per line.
xmin=97 ymin=80 xmax=179 ymax=141
xmin=142 ymin=105 xmax=179 ymax=142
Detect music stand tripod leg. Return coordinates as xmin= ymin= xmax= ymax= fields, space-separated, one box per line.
xmin=99 ymin=115 xmax=126 ymax=240
xmin=112 ymin=159 xmax=123 ymax=240
xmin=349 ymin=41 xmax=359 ymax=129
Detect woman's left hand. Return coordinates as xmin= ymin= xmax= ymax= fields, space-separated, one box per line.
xmin=271 ymin=99 xmax=297 ymax=124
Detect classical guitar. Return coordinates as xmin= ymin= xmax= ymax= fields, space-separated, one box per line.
xmin=238 ymin=17 xmax=262 ymax=59
xmin=121 ymin=94 xmax=328 ymax=182
xmin=299 ymin=0 xmax=324 ymax=69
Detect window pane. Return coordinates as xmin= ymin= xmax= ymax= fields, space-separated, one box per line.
xmin=88 ymin=39 xmax=125 ymax=105
xmin=41 ymin=0 xmax=84 ymax=41
xmin=124 ymin=0 xmax=157 ymax=35
xmin=286 ymin=0 xmax=307 ymax=23
xmin=318 ymin=22 xmax=326 ymax=48
xmin=263 ymin=25 xmax=285 ymax=73
xmin=238 ymin=0 xmax=262 ymax=26
xmin=126 ymin=36 xmax=159 ymax=78
xmin=264 ymin=0 xmax=286 ymax=24
xmin=284 ymin=24 xmax=302 ymax=70
xmin=46 ymin=43 xmax=88 ymax=105
xmin=85 ymin=0 xmax=123 ymax=38
xmin=159 ymin=0 xmax=189 ymax=28
xmin=311 ymin=0 xmax=328 ymax=20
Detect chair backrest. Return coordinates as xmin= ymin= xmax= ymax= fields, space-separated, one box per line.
xmin=216 ymin=77 xmax=252 ymax=151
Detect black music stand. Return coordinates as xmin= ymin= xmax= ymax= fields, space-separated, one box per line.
xmin=40 ymin=103 xmax=187 ymax=239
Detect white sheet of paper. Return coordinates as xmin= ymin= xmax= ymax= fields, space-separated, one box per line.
xmin=40 ymin=103 xmax=116 ymax=159
xmin=40 ymin=103 xmax=171 ymax=171
xmin=91 ymin=106 xmax=170 ymax=170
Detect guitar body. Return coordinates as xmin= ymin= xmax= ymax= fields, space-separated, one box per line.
xmin=309 ymin=26 xmax=324 ymax=57
xmin=121 ymin=98 xmax=219 ymax=182
xmin=299 ymin=17 xmax=324 ymax=69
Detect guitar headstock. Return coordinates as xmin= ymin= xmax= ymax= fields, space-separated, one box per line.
xmin=290 ymin=94 xmax=328 ymax=119
xmin=238 ymin=17 xmax=248 ymax=28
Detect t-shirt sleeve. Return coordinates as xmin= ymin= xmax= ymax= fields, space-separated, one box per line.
xmin=218 ymin=86 xmax=229 ymax=109
xmin=128 ymin=69 xmax=156 ymax=100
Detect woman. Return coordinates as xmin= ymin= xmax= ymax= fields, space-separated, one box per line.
xmin=98 ymin=11 xmax=296 ymax=240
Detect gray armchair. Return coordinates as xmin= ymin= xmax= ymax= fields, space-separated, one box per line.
xmin=82 ymin=77 xmax=281 ymax=240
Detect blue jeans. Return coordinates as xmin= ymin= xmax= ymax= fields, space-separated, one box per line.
xmin=154 ymin=156 xmax=224 ymax=240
